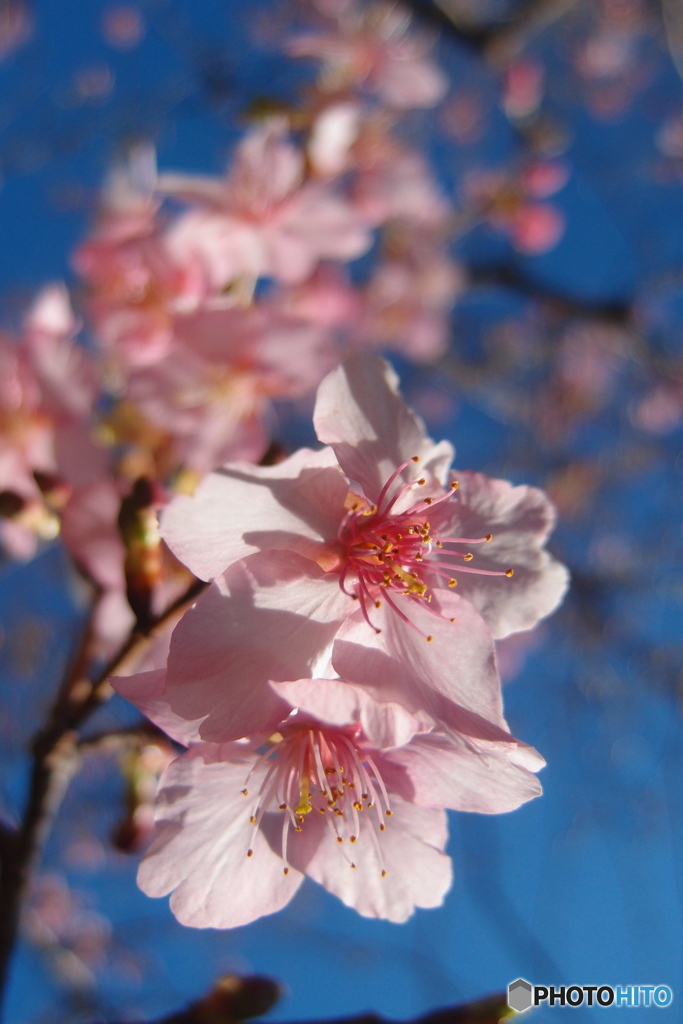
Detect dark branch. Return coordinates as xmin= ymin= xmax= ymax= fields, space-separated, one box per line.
xmin=406 ymin=0 xmax=577 ymax=64
xmin=0 ymin=576 xmax=207 ymax=1020
xmin=83 ymin=978 xmax=512 ymax=1024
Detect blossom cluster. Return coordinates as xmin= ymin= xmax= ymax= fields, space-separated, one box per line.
xmin=112 ymin=353 xmax=568 ymax=926
xmin=1 ymin=0 xmax=466 ymax=651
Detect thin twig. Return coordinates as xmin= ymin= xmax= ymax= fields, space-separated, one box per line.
xmin=0 ymin=576 xmax=206 ymax=1019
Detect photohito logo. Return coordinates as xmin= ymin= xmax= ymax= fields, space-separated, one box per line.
xmin=507 ymin=979 xmax=674 ymax=1012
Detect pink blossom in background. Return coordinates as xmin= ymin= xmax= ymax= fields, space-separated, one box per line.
xmin=120 ymin=302 xmax=337 ymax=476
xmin=101 ymin=4 xmax=145 ymax=50
xmin=110 ymin=674 xmax=542 ymax=927
xmin=74 ymin=149 xmax=207 ymax=368
xmin=307 ymin=102 xmax=361 ymax=178
xmin=160 ymin=120 xmax=372 ymax=294
xmin=464 ymin=164 xmax=567 ymax=255
xmin=161 ymin=353 xmax=568 ymax=647
xmin=352 ymin=140 xmax=451 ymax=228
xmin=60 ymin=480 xmax=136 ymax=651
xmin=271 ymin=264 xmax=363 ymax=333
xmin=287 ymin=1 xmax=447 ymax=109
xmin=25 ymin=874 xmax=111 ymax=987
xmin=0 ymin=1 xmax=32 ymax=61
xmin=359 ymin=243 xmax=464 ymax=362
xmin=632 ymin=383 xmax=683 ymax=434
xmin=521 ymin=161 xmax=570 ymax=200
xmin=502 ymin=59 xmax=545 ymax=121
xmin=509 ymin=203 xmax=565 ymax=256
xmin=0 ymin=287 xmax=103 ymax=558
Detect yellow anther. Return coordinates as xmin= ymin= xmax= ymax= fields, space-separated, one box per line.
xmin=336 ymin=836 xmax=344 ymax=843
xmin=283 ymin=867 xmax=289 ymax=875
xmin=379 ymin=823 xmax=386 ymax=832
xmin=249 ymin=816 xmax=256 ymax=824
xmin=418 ymin=478 xmax=426 ymax=486
xmin=505 ymin=568 xmax=515 ymax=577
xmin=241 ymin=789 xmax=248 ymax=796
xmin=426 ymin=635 xmax=433 ymax=642
xmin=464 ymin=552 xmax=474 ymax=561
xmin=411 ymin=456 xmax=420 ymax=463
xmin=450 ymin=480 xmax=459 ymax=490
xmin=485 ymin=533 xmax=493 ymax=541
xmin=247 ymin=849 xmax=253 ymax=857
xmin=424 ymin=497 xmax=433 ymax=505
xmin=448 ymin=578 xmax=457 ymax=587
xmin=381 ymin=869 xmax=387 ymax=878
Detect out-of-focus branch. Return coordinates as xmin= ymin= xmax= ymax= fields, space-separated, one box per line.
xmin=663 ymin=0 xmax=683 ymax=87
xmin=83 ymin=977 xmax=513 ymax=1024
xmin=0 ymin=576 xmax=207 ymax=1019
xmin=407 ymin=0 xmax=578 ymax=64
xmin=464 ymin=265 xmax=634 ymax=325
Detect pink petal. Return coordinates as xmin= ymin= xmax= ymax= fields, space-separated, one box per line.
xmin=160 ymin=446 xmax=347 ymax=581
xmin=60 ymin=481 xmax=125 ymax=591
xmin=110 ymin=668 xmax=205 ymax=746
xmin=382 ymin=731 xmax=543 ymax=814
xmin=286 ymin=795 xmax=451 ymax=922
xmin=270 ymin=678 xmax=429 ymax=750
xmin=166 ymin=551 xmax=351 ymax=741
xmin=333 ymin=590 xmax=510 ymax=738
xmin=439 ymin=471 xmax=569 ymax=638
xmin=377 ymin=59 xmax=448 ymax=109
xmin=138 ymin=745 xmax=303 ymax=928
xmin=313 ymin=353 xmax=453 ymax=503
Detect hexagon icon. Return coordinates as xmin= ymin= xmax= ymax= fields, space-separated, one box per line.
xmin=508 ymin=978 xmax=533 ymax=1013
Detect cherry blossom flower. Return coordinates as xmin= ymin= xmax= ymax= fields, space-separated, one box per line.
xmin=0 ymin=287 xmax=103 ymax=558
xmin=307 ymin=102 xmax=361 ymax=178
xmin=110 ymin=673 xmax=542 ymax=927
xmin=74 ymin=148 xmax=207 ymax=368
xmin=358 ymin=243 xmax=464 ymax=361
xmin=287 ymin=2 xmax=447 ymax=110
xmin=161 ymin=353 xmax=568 ymax=646
xmin=119 ymin=303 xmax=337 ymax=476
xmin=0 ymin=1 xmax=32 ymax=62
xmin=464 ymin=163 xmax=568 ymax=255
xmin=160 ymin=120 xmax=372 ymax=295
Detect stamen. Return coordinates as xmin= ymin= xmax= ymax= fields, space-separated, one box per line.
xmin=375 ymin=456 xmax=422 ymax=514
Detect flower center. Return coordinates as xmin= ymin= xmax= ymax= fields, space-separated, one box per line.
xmin=336 ymin=456 xmax=513 ymax=634
xmin=241 ymin=725 xmax=391 ymax=877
